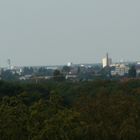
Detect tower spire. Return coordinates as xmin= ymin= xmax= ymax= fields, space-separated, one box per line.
xmin=106 ymin=53 xmax=109 ymax=67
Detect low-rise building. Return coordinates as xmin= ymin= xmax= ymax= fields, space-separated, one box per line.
xmin=136 ymin=63 xmax=140 ymax=76
xmin=111 ymin=64 xmax=129 ymax=76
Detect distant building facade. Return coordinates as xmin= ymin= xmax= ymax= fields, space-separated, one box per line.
xmin=111 ymin=64 xmax=129 ymax=76
xmin=135 ymin=63 xmax=140 ymax=76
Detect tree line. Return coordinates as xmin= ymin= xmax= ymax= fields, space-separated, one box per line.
xmin=0 ymin=80 xmax=140 ymax=139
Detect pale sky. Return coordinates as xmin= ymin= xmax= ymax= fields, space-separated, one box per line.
xmin=0 ymin=0 xmax=140 ymax=66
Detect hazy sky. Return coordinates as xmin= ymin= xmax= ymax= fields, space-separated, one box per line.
xmin=0 ymin=0 xmax=140 ymax=66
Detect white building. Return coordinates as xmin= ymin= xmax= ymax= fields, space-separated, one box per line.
xmin=102 ymin=53 xmax=112 ymax=68
xmin=67 ymin=62 xmax=73 ymax=67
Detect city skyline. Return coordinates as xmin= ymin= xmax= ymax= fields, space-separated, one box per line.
xmin=0 ymin=0 xmax=140 ymax=66
xmin=0 ymin=54 xmax=139 ymax=68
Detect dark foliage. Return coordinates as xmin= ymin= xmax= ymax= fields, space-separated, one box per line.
xmin=0 ymin=80 xmax=140 ymax=139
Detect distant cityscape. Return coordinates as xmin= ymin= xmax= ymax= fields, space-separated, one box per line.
xmin=0 ymin=54 xmax=139 ymax=81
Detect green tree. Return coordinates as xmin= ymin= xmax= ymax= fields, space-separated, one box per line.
xmin=0 ymin=96 xmax=29 ymax=140
xmin=129 ymin=65 xmax=136 ymax=78
xmin=53 ymin=70 xmax=65 ymax=81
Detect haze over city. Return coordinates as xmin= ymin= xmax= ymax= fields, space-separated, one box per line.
xmin=0 ymin=0 xmax=140 ymax=66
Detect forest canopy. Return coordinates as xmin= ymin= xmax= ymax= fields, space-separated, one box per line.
xmin=0 ymin=80 xmax=140 ymax=140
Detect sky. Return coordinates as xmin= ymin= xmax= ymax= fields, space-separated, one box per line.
xmin=0 ymin=0 xmax=140 ymax=66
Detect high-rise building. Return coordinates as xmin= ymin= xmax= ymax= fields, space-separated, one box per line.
xmin=7 ymin=59 xmax=11 ymax=70
xmin=102 ymin=53 xmax=112 ymax=68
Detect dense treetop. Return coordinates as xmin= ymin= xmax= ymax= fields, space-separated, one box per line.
xmin=0 ymin=80 xmax=140 ymax=139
